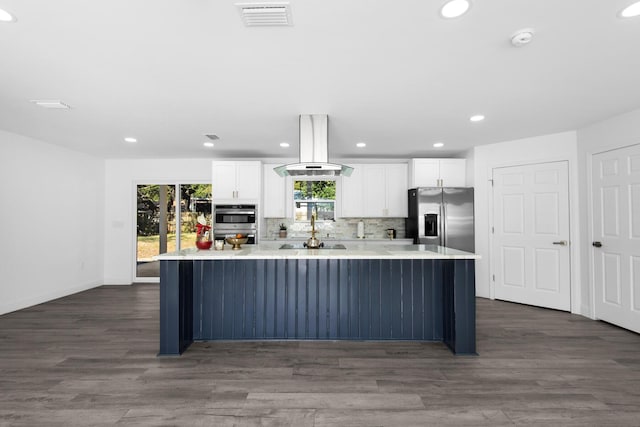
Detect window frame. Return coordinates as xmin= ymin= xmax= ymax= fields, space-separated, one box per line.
xmin=292 ymin=176 xmax=337 ymax=223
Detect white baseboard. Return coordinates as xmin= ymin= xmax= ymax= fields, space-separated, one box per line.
xmin=133 ymin=277 xmax=159 ymax=283
xmin=0 ymin=280 xmax=103 ymax=316
xmin=102 ymin=278 xmax=134 ymax=285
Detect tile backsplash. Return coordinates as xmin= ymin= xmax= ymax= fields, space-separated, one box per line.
xmin=264 ymin=217 xmax=406 ymax=240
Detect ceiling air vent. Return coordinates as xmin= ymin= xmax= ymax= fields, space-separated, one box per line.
xmin=30 ymin=100 xmax=71 ymax=109
xmin=236 ymin=2 xmax=292 ymax=26
xmin=204 ymin=134 xmax=220 ymax=141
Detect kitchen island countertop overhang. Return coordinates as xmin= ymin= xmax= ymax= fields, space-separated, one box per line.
xmin=155 ymin=242 xmax=481 ymax=260
xmin=155 ymin=243 xmax=479 ymax=356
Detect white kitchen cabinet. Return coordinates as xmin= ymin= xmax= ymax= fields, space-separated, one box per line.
xmin=384 ymin=163 xmax=409 ymax=217
xmin=363 ymin=165 xmax=386 ymax=217
xmin=339 ymin=165 xmax=364 ymax=217
xmin=409 ymin=158 xmax=465 ymax=187
xmin=340 ymin=163 xmax=408 ymax=217
xmin=438 ymin=159 xmax=466 ymax=186
xmin=262 ymin=164 xmax=292 ymax=218
xmin=212 ymin=161 xmax=261 ymax=201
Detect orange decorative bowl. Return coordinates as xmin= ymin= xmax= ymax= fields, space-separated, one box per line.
xmin=225 ymin=237 xmax=248 ymax=250
xmin=196 ymin=240 xmax=213 ymax=250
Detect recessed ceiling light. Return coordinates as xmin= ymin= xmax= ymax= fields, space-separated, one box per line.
xmin=440 ymin=0 xmax=470 ymax=18
xmin=356 ymin=142 xmax=366 ymax=148
xmin=203 ymin=141 xmax=215 ymax=148
xmin=470 ymin=114 xmax=485 ymax=122
xmin=30 ymin=100 xmax=71 ymax=109
xmin=124 ymin=137 xmax=137 ymax=143
xmin=279 ymin=142 xmax=290 ymax=148
xmin=620 ymin=1 xmax=640 ymax=18
xmin=433 ymin=142 xmax=444 ymax=148
xmin=0 ymin=8 xmax=16 ymax=22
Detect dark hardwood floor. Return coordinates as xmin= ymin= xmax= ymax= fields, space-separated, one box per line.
xmin=1 ymin=284 xmax=639 ymax=426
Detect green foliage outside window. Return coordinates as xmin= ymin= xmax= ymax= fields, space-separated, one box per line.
xmin=293 ymin=180 xmax=336 ymax=200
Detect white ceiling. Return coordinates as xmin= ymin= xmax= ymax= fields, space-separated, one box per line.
xmin=1 ymin=0 xmax=639 ymax=160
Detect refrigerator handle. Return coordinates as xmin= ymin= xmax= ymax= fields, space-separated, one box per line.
xmin=441 ymin=202 xmax=447 ymax=247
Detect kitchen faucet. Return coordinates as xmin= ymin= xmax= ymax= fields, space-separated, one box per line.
xmin=306 ymin=212 xmax=321 ymax=248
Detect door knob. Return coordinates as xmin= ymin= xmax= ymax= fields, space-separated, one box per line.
xmin=552 ymin=240 xmax=568 ymax=246
xmin=592 ymin=241 xmax=602 ymax=248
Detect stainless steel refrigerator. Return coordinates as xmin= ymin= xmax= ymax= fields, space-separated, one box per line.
xmin=406 ymin=187 xmax=474 ymax=252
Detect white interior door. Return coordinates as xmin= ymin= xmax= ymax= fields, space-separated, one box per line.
xmin=592 ymin=144 xmax=640 ymax=333
xmin=492 ymin=161 xmax=571 ymax=311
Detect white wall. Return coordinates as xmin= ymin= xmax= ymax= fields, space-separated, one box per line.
xmin=104 ymin=159 xmax=212 ymax=284
xmin=464 ymin=148 xmax=475 ymax=187
xmin=576 ymin=107 xmax=640 ymax=318
xmin=0 ymin=130 xmax=105 ymax=315
xmin=471 ymin=131 xmax=583 ymax=313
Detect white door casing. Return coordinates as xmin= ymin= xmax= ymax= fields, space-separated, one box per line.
xmin=492 ymin=161 xmax=571 ymax=311
xmin=592 ymin=144 xmax=640 ymax=333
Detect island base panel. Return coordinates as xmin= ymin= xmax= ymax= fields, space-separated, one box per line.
xmin=159 ymin=260 xmax=194 ymax=355
xmin=159 ymin=258 xmax=475 ymax=355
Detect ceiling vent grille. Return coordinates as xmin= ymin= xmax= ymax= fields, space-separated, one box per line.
xmin=30 ymin=100 xmax=71 ymax=109
xmin=204 ymin=134 xmax=220 ymax=141
xmin=236 ymin=2 xmax=292 ymax=26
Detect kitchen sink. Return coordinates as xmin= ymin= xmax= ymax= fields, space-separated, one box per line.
xmin=279 ymin=243 xmax=346 ymax=250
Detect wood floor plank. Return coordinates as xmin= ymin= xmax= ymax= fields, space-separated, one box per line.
xmin=313 ymin=409 xmax=513 ymax=426
xmin=1 ymin=283 xmax=640 ymax=426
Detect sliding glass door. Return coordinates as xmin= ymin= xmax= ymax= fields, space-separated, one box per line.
xmin=135 ymin=183 xmax=212 ymax=279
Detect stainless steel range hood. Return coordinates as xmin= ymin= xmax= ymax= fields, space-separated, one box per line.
xmin=274 ymin=115 xmax=353 ymax=177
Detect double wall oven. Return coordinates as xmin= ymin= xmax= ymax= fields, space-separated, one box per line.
xmin=213 ymin=204 xmax=257 ymax=244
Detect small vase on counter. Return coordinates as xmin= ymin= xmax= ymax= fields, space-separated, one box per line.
xmin=279 ymin=223 xmax=287 ymax=238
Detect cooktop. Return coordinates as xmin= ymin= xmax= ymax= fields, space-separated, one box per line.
xmin=279 ymin=243 xmax=346 ymax=250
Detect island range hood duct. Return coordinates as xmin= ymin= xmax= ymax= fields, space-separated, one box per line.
xmin=274 ymin=115 xmax=353 ymax=177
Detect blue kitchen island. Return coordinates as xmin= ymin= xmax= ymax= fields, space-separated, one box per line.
xmin=155 ymin=243 xmax=479 ymax=356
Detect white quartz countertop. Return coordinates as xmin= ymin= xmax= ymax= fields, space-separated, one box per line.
xmin=154 ymin=242 xmax=480 ymax=260
xmin=260 ymin=237 xmax=415 ymax=243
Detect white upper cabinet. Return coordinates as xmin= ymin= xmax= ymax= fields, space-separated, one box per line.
xmin=340 ymin=163 xmax=408 ymax=218
xmin=363 ymin=165 xmax=386 ymax=217
xmin=212 ymin=161 xmax=262 ymax=201
xmin=409 ymin=159 xmax=440 ymax=188
xmin=262 ymin=164 xmax=291 ymax=218
xmin=384 ymin=163 xmax=409 ymax=217
xmin=340 ymin=165 xmax=364 ymax=217
xmin=409 ymin=158 xmax=466 ymax=187
xmin=438 ymin=159 xmax=466 ymax=186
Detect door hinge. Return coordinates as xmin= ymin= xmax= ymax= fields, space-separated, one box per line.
xmin=492 ymin=274 xmax=495 ymax=281
xmin=489 ymin=179 xmax=494 ymax=187
xmin=491 ymin=226 xmax=494 ymax=234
